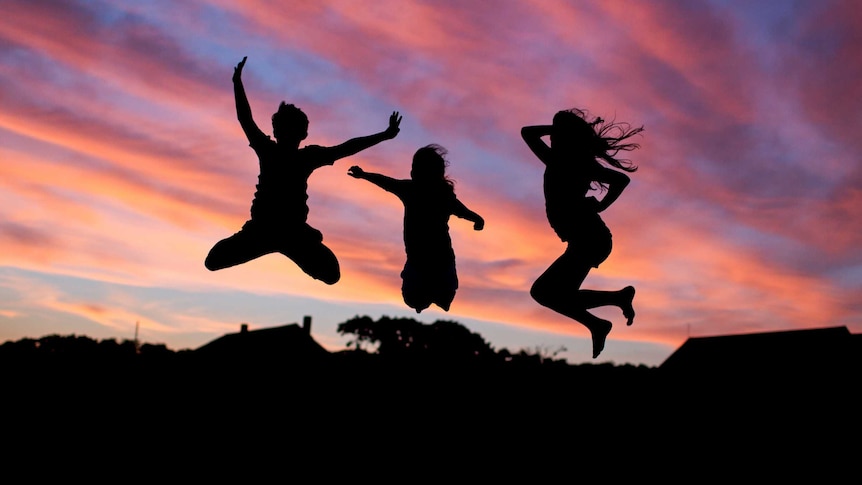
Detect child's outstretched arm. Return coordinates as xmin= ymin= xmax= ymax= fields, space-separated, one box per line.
xmin=327 ymin=112 xmax=402 ymax=162
xmin=232 ymin=56 xmax=265 ymax=143
xmin=347 ymin=165 xmax=399 ymax=193
xmin=453 ymin=199 xmax=484 ymax=231
xmin=521 ymin=125 xmax=553 ymax=164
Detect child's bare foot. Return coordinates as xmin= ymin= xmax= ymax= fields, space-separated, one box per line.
xmin=590 ymin=320 xmax=612 ymax=359
xmin=621 ymin=286 xmax=636 ymax=326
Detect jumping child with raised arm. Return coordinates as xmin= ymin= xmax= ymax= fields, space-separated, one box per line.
xmin=206 ymin=57 xmax=402 ymax=284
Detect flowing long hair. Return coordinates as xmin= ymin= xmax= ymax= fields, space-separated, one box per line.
xmin=411 ymin=144 xmax=456 ymax=192
xmin=554 ymin=108 xmax=643 ymax=173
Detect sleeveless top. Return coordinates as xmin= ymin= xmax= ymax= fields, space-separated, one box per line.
xmin=543 ymin=156 xmax=609 ymax=242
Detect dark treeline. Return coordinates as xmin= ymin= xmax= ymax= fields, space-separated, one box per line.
xmin=0 ymin=315 xmax=654 ymax=383
xmin=3 ymin=315 xmax=858 ymax=400
xmin=0 ymin=315 xmax=658 ymax=404
xmin=2 ymin=316 xmax=857 ymax=465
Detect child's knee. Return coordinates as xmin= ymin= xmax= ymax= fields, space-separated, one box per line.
xmin=310 ymin=262 xmax=340 ymax=285
xmin=530 ymin=281 xmax=547 ymax=304
xmin=318 ymin=270 xmax=340 ymax=285
xmin=204 ymin=253 xmax=223 ymax=271
xmin=531 ymin=281 xmax=566 ymax=308
xmin=402 ymin=289 xmax=431 ymax=313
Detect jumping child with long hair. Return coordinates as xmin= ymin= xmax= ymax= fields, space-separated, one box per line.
xmin=348 ymin=144 xmax=484 ymax=313
xmin=521 ymin=108 xmax=642 ymax=358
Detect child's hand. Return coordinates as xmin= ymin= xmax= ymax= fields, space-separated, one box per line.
xmin=233 ymin=56 xmax=247 ymax=83
xmin=474 ymin=217 xmax=485 ymax=231
xmin=384 ymin=111 xmax=402 ymax=139
xmin=347 ymin=165 xmax=364 ymax=178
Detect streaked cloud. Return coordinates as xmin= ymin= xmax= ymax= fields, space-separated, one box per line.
xmin=1 ymin=0 xmax=859 ymax=365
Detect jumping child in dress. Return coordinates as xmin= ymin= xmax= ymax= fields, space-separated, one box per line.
xmin=205 ymin=57 xmax=401 ymax=284
xmin=347 ymin=144 xmax=484 ymax=313
xmin=521 ymin=108 xmax=642 ymax=358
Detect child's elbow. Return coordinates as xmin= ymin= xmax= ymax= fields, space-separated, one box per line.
xmin=614 ymin=172 xmax=631 ymax=188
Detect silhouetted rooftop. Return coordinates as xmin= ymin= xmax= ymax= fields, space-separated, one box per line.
xmin=660 ymin=326 xmax=859 ymax=375
xmin=195 ymin=316 xmax=329 ymax=363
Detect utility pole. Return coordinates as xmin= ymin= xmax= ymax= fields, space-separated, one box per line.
xmin=134 ymin=321 xmax=141 ymax=354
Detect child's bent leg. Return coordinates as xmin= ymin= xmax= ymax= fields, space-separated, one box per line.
xmin=205 ymin=229 xmax=271 ymax=271
xmin=579 ymin=286 xmax=636 ymax=326
xmin=285 ymin=242 xmax=340 ymax=285
xmin=529 ymin=252 xmax=589 ymax=309
xmin=431 ymin=269 xmax=458 ymax=312
xmin=279 ymin=225 xmax=340 ymax=284
xmin=585 ymin=315 xmax=612 ymax=359
xmin=534 ymin=286 xmax=613 ymax=359
xmin=433 ymin=285 xmax=456 ymax=312
xmin=400 ymin=265 xmax=432 ymax=313
xmin=620 ymin=286 xmax=635 ymax=325
xmin=530 ymin=252 xmax=612 ymax=357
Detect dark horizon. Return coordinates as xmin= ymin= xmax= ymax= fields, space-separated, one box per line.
xmin=5 ymin=315 xmax=857 ymax=473
xmin=4 ymin=315 xmax=859 ymax=372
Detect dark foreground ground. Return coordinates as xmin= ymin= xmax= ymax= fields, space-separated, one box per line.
xmin=2 ymin=342 xmax=858 ymax=480
xmin=5 ymin=353 xmax=858 ymax=437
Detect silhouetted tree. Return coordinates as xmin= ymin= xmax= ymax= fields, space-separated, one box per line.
xmin=337 ymin=315 xmax=497 ymax=363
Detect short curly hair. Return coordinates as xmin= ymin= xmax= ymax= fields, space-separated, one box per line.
xmin=272 ymin=102 xmax=308 ymax=139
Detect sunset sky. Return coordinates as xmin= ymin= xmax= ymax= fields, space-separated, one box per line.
xmin=2 ymin=0 xmax=860 ymax=366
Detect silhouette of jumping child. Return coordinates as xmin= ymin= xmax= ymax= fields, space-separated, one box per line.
xmin=521 ymin=108 xmax=642 ymax=358
xmin=347 ymin=144 xmax=484 ymax=313
xmin=205 ymin=57 xmax=402 ymax=284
